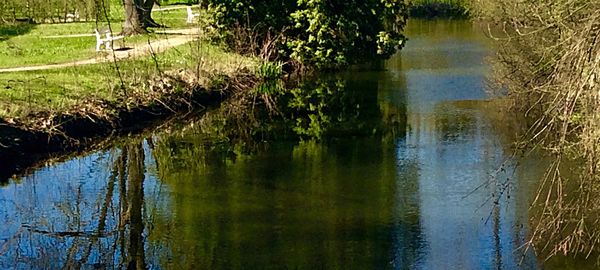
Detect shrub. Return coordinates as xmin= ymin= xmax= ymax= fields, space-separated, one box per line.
xmin=206 ymin=0 xmax=409 ymax=70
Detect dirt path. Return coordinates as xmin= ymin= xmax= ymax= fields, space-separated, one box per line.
xmin=0 ymin=28 xmax=201 ymax=73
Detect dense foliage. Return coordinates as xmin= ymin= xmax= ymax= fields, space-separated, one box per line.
xmin=206 ymin=0 xmax=408 ymax=70
xmin=408 ymin=0 xmax=469 ymax=18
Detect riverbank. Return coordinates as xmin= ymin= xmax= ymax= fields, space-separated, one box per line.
xmin=0 ymin=6 xmax=259 ymax=121
xmin=0 ymin=70 xmax=259 ymax=180
xmin=0 ymin=0 xmax=416 ymax=180
xmin=0 ymin=24 xmax=265 ymax=180
xmin=472 ymin=0 xmax=600 ymax=262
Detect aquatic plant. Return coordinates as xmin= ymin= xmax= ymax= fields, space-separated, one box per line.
xmin=256 ymin=61 xmax=283 ymax=82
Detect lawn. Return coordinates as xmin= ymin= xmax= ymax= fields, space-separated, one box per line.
xmin=0 ymin=5 xmax=200 ymax=69
xmin=0 ymin=5 xmax=260 ymax=121
xmin=0 ymin=39 xmax=258 ymax=119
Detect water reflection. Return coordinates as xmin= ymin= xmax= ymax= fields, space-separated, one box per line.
xmin=146 ymin=71 xmax=410 ymax=269
xmin=0 ymin=20 xmax=572 ymax=269
xmin=0 ymin=141 xmax=156 ymax=269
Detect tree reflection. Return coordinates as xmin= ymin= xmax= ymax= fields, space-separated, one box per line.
xmin=0 ymin=141 xmax=149 ymax=269
xmin=143 ymin=74 xmax=416 ymax=269
xmin=125 ymin=143 xmax=147 ymax=270
xmin=149 ymin=138 xmax=415 ymax=269
xmin=0 ymin=74 xmax=412 ymax=269
xmin=286 ymin=75 xmax=406 ymax=140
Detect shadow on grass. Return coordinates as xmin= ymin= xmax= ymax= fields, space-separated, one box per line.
xmin=0 ymin=23 xmax=36 ymax=41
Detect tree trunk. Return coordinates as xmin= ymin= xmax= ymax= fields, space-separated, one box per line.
xmin=141 ymin=0 xmax=161 ymax=28
xmin=121 ymin=0 xmax=147 ymax=36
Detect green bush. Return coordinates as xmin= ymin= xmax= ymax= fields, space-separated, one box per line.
xmin=206 ymin=0 xmax=409 ymax=70
xmin=409 ymin=0 xmax=469 ymax=18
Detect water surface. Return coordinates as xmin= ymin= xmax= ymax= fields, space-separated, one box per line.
xmin=0 ymin=20 xmax=589 ymax=269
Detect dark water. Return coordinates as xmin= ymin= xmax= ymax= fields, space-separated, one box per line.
xmin=0 ymin=20 xmax=594 ymax=269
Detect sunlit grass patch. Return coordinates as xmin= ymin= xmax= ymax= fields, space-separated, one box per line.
xmin=0 ymin=39 xmax=258 ymax=120
xmin=0 ymin=5 xmax=199 ymax=68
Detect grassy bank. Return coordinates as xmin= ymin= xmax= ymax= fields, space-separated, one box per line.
xmin=409 ymin=0 xmax=469 ymax=18
xmin=0 ymin=6 xmax=259 ymax=126
xmin=0 ymin=5 xmax=266 ymax=178
xmin=473 ymin=0 xmax=600 ymax=262
xmin=0 ymin=40 xmax=257 ymax=123
xmin=0 ymin=39 xmax=259 ymax=179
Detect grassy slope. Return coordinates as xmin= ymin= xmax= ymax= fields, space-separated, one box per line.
xmin=0 ymin=6 xmax=259 ymax=122
xmin=0 ymin=41 xmax=258 ymax=119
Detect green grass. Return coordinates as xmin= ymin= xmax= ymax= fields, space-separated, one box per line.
xmin=149 ymin=5 xmax=197 ymax=29
xmin=0 ymin=5 xmax=200 ymax=68
xmin=0 ymin=5 xmax=258 ymax=122
xmin=0 ymin=38 xmax=258 ymax=119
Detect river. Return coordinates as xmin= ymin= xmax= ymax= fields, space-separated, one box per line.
xmin=0 ymin=20 xmax=595 ymax=269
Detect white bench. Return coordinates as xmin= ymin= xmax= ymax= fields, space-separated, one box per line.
xmin=186 ymin=6 xmax=199 ymax=24
xmin=95 ymin=29 xmax=124 ymax=52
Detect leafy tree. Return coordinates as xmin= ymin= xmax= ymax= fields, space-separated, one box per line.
xmin=206 ymin=0 xmax=408 ymax=70
xmin=288 ymin=0 xmax=408 ymax=69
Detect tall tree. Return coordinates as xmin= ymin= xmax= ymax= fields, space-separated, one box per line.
xmin=140 ymin=0 xmax=161 ymax=27
xmin=121 ymin=0 xmax=160 ymax=36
